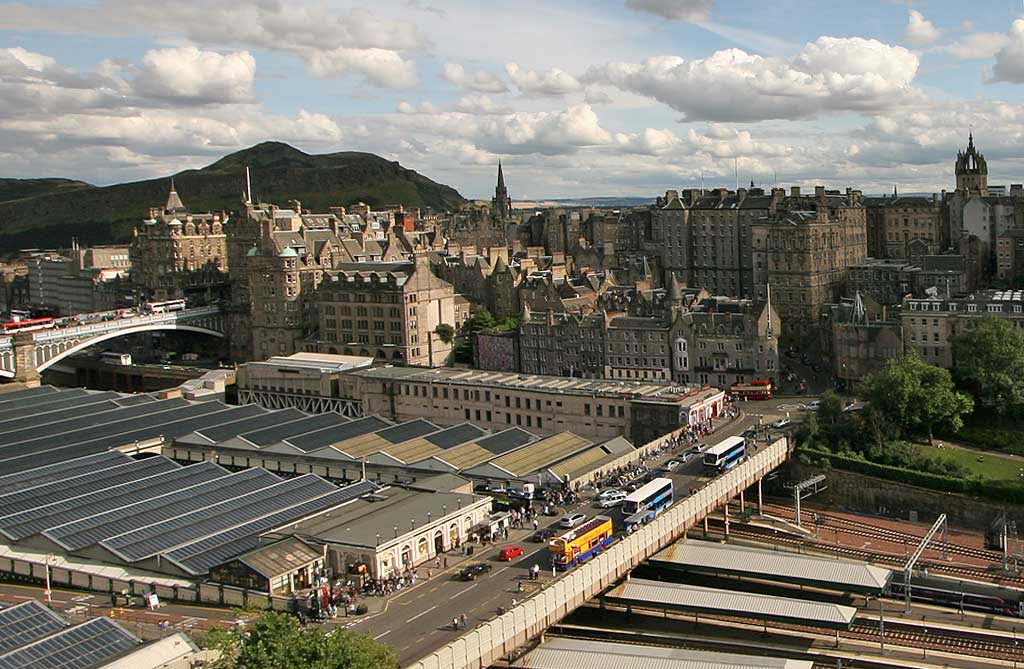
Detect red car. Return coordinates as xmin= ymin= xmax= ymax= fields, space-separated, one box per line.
xmin=498 ymin=545 xmax=524 ymax=561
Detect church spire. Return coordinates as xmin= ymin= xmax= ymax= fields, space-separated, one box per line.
xmin=165 ymin=178 xmax=185 ymax=214
xmin=492 ymin=158 xmax=512 ymax=221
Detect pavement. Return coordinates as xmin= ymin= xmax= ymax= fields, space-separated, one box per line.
xmin=348 ymin=409 xmax=764 ymax=666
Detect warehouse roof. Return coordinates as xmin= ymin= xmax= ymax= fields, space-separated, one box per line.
xmin=651 ymin=541 xmax=892 ymax=593
xmin=604 ymin=578 xmax=856 ymax=629
xmin=234 ymin=537 xmax=322 ymax=579
xmin=350 ymin=366 xmax=719 ymax=406
xmin=517 ymin=638 xmax=814 ymax=669
xmin=285 ymin=488 xmax=485 ymax=549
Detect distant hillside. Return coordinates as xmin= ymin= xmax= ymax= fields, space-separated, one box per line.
xmin=514 ymin=196 xmax=653 ymax=209
xmin=0 ymin=142 xmax=466 ymax=254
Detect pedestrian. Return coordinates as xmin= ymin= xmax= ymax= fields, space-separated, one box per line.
xmin=443 ymin=556 xmax=448 ymax=569
xmin=532 ymin=519 xmax=539 ymax=531
xmin=427 ymin=568 xmax=432 ymax=579
xmin=460 ymin=613 xmax=468 ymax=629
xmin=452 ymin=616 xmax=459 ymax=631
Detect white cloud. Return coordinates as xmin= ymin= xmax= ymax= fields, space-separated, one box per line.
xmin=132 ymin=47 xmax=255 ymax=104
xmin=905 ymin=10 xmax=941 ymax=45
xmin=453 ymin=95 xmax=513 ymax=115
xmin=0 ymin=46 xmax=343 ymax=184
xmin=505 ymin=63 xmax=582 ymax=96
xmin=0 ymin=2 xmax=424 ymax=88
xmin=440 ymin=63 xmax=507 ymax=93
xmin=624 ymin=0 xmax=712 ymax=22
xmin=305 ymin=47 xmax=417 ymax=87
xmin=943 ymin=32 xmax=1010 ymax=59
xmin=587 ymin=37 xmax=920 ymax=122
xmin=989 ymin=20 xmax=1024 ymax=84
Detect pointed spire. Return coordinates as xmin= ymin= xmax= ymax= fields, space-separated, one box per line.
xmin=968 ymin=129 xmax=974 ymax=149
xmin=165 ymin=178 xmax=185 ymax=214
xmin=667 ymin=273 xmax=684 ymax=301
xmin=493 ymin=253 xmax=508 ymax=273
xmin=893 ymin=184 xmax=898 ymax=197
xmin=497 ymin=159 xmax=505 ymax=190
xmin=520 ymin=302 xmax=531 ymax=323
xmin=641 ymin=255 xmax=651 ymax=280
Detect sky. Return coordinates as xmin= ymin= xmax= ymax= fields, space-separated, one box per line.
xmin=2 ymin=1 xmax=1024 ymax=199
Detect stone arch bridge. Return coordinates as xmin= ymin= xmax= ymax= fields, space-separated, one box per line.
xmin=0 ymin=307 xmax=224 ymax=384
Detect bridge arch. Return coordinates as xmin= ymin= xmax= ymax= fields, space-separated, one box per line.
xmin=35 ymin=323 xmax=225 ymax=373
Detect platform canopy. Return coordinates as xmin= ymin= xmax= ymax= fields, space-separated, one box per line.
xmin=516 ymin=637 xmax=815 ymax=669
xmin=650 ymin=540 xmax=892 ymax=594
xmin=604 ymin=578 xmax=857 ymax=630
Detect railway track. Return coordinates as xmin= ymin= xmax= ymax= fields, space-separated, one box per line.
xmin=757 ymin=502 xmax=1004 ymax=563
xmin=709 ymin=520 xmax=1024 ymax=585
xmin=588 ymin=601 xmax=1024 ymax=663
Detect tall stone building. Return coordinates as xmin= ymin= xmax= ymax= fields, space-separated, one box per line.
xmin=865 ymin=193 xmax=946 ymax=261
xmin=750 ymin=187 xmax=867 ymax=345
xmin=946 ymin=133 xmax=1024 ymax=282
xmin=130 ymin=182 xmax=228 ymax=302
xmin=669 ymin=295 xmax=779 ymax=388
xmin=316 ymin=254 xmax=460 ymax=366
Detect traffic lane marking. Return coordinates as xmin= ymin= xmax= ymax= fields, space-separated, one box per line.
xmin=405 ymin=604 xmax=437 ymax=624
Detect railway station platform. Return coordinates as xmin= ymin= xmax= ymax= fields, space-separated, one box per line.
xmin=603 ymin=577 xmax=857 ymax=630
xmin=650 ymin=539 xmax=893 ymax=594
xmin=511 ymin=637 xmax=813 ymax=669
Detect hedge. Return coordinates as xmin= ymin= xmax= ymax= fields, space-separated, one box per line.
xmin=799 ymin=448 xmax=1024 ymax=505
xmin=952 ymin=426 xmax=1024 ymax=456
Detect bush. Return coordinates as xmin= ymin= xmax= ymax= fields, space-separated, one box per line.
xmin=953 ymin=426 xmax=1024 ymax=455
xmin=800 ymin=447 xmax=1024 ymax=505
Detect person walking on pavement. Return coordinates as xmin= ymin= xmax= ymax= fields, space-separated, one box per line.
xmin=532 ymin=518 xmax=539 ymax=531
xmin=460 ymin=613 xmax=468 ymax=630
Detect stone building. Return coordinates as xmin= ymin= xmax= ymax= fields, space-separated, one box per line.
xmin=315 ymin=254 xmax=461 ymax=367
xmin=130 ymin=183 xmax=228 ymax=303
xmin=669 ymin=296 xmax=779 ymax=388
xmin=519 ymin=307 xmax=606 ymax=378
xmin=865 ymin=193 xmax=946 ymax=260
xmin=901 ymin=289 xmax=1024 ymax=369
xmin=750 ymin=187 xmax=867 ymax=345
xmin=24 ymin=245 xmax=130 ymax=315
xmin=997 ymin=229 xmax=1024 ymax=285
xmin=828 ymin=293 xmax=904 ymax=382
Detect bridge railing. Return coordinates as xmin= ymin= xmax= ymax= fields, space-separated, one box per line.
xmin=32 ymin=307 xmax=221 ymax=343
xmin=405 ymin=437 xmax=790 ymax=669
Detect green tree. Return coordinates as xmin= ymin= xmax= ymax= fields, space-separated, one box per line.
xmin=199 ymin=612 xmax=398 ymax=669
xmin=860 ymin=353 xmax=974 ymax=444
xmin=817 ymin=390 xmax=844 ymax=425
xmin=434 ymin=323 xmax=455 ymax=344
xmin=952 ymin=315 xmax=1024 ymax=413
xmin=469 ymin=308 xmax=497 ymax=332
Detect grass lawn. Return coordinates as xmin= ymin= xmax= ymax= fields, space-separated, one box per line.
xmin=918 ymin=443 xmax=1024 ymax=481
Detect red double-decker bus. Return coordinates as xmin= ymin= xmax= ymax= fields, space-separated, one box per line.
xmin=0 ymin=317 xmax=55 ymax=334
xmin=730 ymin=378 xmax=773 ymax=400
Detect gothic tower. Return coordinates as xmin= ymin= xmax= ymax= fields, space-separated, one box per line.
xmin=955 ymin=131 xmax=989 ymax=195
xmin=492 ymin=160 xmax=512 ymax=220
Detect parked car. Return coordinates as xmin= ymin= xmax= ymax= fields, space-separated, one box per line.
xmin=742 ymin=428 xmax=757 ymax=439
xmin=694 ymin=443 xmax=709 ymax=453
xmin=665 ymin=460 xmax=681 ymax=470
xmin=531 ymin=528 xmax=556 ymax=542
xmin=559 ymin=512 xmax=587 ymax=528
xmin=597 ymin=488 xmax=623 ymax=500
xmin=804 ymin=400 xmax=822 ymax=411
xmin=598 ymin=493 xmax=626 ymax=508
xmin=771 ymin=418 xmax=792 ymax=429
xmin=498 ymin=546 xmax=524 ymax=561
xmin=460 ymin=563 xmax=493 ymax=581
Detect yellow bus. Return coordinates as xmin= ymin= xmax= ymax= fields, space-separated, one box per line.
xmin=548 ymin=516 xmax=614 ymax=570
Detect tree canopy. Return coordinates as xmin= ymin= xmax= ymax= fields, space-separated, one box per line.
xmin=859 ymin=353 xmax=974 ymax=444
xmin=200 ymin=611 xmax=398 ymax=669
xmin=952 ymin=315 xmax=1024 ymax=413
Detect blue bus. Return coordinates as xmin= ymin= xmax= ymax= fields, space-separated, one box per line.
xmin=702 ymin=436 xmax=746 ymax=475
xmin=622 ymin=477 xmax=673 ymax=532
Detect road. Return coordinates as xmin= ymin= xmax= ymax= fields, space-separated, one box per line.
xmin=349 ymin=410 xmax=774 ymax=666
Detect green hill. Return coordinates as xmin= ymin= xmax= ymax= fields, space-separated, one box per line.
xmin=0 ymin=142 xmax=466 ymax=254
